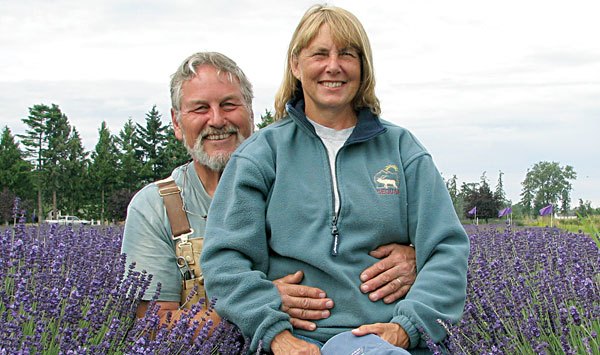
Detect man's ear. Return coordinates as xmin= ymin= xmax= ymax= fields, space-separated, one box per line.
xmin=171 ymin=109 xmax=184 ymax=141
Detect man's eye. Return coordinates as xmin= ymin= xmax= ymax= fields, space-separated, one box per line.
xmin=193 ymin=106 xmax=209 ymax=113
xmin=222 ymin=103 xmax=239 ymax=112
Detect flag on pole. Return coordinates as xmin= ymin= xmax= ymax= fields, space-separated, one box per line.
xmin=467 ymin=207 xmax=477 ymax=215
xmin=498 ymin=207 xmax=512 ymax=218
xmin=539 ymin=204 xmax=553 ymax=216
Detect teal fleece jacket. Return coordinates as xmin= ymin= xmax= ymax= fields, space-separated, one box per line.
xmin=201 ymin=99 xmax=469 ymax=353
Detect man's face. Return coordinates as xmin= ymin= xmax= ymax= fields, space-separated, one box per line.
xmin=172 ymin=65 xmax=252 ymax=171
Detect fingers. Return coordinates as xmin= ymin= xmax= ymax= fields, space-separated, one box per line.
xmin=352 ymin=323 xmax=408 ymax=348
xmin=289 ymin=317 xmax=318 ymax=331
xmin=368 ymin=243 xmax=397 ymax=259
xmin=273 ymin=270 xmax=304 ymax=285
xmin=360 ymin=264 xmax=416 ymax=301
xmin=275 ymin=277 xmax=327 ymax=300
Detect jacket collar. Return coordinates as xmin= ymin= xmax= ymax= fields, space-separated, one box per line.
xmin=285 ymin=95 xmax=386 ymax=144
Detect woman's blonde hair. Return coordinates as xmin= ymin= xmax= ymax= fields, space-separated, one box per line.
xmin=274 ymin=4 xmax=380 ymax=119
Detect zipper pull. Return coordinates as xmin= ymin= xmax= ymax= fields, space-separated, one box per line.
xmin=331 ymin=221 xmax=339 ymax=256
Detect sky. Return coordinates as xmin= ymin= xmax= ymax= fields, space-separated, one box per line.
xmin=1 ymin=0 xmax=599 ymax=207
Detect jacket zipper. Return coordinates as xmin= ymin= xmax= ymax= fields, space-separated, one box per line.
xmin=330 ymin=148 xmax=343 ymax=256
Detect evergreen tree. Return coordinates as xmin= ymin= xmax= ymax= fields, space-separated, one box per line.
xmin=116 ymin=118 xmax=145 ymax=192
xmin=62 ymin=128 xmax=88 ymax=215
xmin=43 ymin=105 xmax=72 ymax=218
xmin=0 ymin=126 xmax=33 ymax=202
xmin=18 ymin=103 xmax=58 ymax=222
xmin=494 ymin=170 xmax=507 ymax=205
xmin=461 ymin=172 xmax=502 ymax=222
xmin=257 ymin=109 xmax=276 ymax=129
xmin=90 ymin=121 xmax=119 ymax=224
xmin=136 ymin=105 xmax=168 ymax=181
xmin=157 ymin=126 xmax=190 ymax=178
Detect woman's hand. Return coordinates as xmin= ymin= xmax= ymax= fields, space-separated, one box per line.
xmin=352 ymin=322 xmax=410 ymax=348
xmin=271 ymin=330 xmax=321 ymax=354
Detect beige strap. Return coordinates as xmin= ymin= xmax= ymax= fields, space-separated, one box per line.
xmin=155 ymin=176 xmax=207 ymax=309
xmin=156 ymin=177 xmax=192 ymax=238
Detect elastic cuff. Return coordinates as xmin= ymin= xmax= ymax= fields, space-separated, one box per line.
xmin=392 ymin=315 xmax=420 ymax=349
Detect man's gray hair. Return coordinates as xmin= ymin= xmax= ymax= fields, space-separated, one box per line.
xmin=170 ymin=52 xmax=254 ymax=116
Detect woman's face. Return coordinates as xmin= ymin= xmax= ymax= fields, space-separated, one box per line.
xmin=292 ymin=24 xmax=361 ymax=119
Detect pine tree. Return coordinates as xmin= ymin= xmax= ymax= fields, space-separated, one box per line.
xmin=62 ymin=128 xmax=88 ymax=215
xmin=136 ymin=105 xmax=168 ymax=181
xmin=257 ymin=109 xmax=275 ymax=129
xmin=18 ymin=104 xmax=56 ymax=222
xmin=157 ymin=126 xmax=190 ymax=178
xmin=90 ymin=121 xmax=119 ymax=224
xmin=43 ymin=105 xmax=72 ymax=218
xmin=0 ymin=126 xmax=33 ymax=202
xmin=116 ymin=118 xmax=145 ymax=192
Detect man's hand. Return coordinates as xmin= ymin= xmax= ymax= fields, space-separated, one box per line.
xmin=359 ymin=244 xmax=416 ymax=303
xmin=271 ymin=330 xmax=320 ymax=354
xmin=352 ymin=322 xmax=410 ymax=349
xmin=274 ymin=271 xmax=334 ymax=330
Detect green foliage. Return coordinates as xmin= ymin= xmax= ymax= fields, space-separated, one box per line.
xmin=461 ymin=172 xmax=503 ymax=222
xmin=115 ymin=119 xmax=145 ymax=192
xmin=157 ymin=126 xmax=189 ymax=178
xmin=60 ymin=128 xmax=88 ymax=215
xmin=256 ymin=109 xmax=275 ymax=129
xmin=90 ymin=122 xmax=119 ymax=223
xmin=0 ymin=126 xmax=33 ymax=201
xmin=520 ymin=161 xmax=576 ymax=216
xmin=136 ymin=105 xmax=168 ymax=181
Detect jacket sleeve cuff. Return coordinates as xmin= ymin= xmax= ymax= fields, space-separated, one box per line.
xmin=392 ymin=314 xmax=420 ymax=349
xmin=252 ymin=320 xmax=293 ymax=352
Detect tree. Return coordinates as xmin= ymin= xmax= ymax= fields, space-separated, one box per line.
xmin=520 ymin=161 xmax=576 ymax=215
xmin=61 ymin=128 xmax=88 ymax=215
xmin=157 ymin=126 xmax=190 ymax=178
xmin=0 ymin=126 xmax=33 ymax=202
xmin=136 ymin=105 xmax=168 ymax=181
xmin=90 ymin=121 xmax=119 ymax=224
xmin=256 ymin=109 xmax=275 ymax=129
xmin=115 ymin=119 xmax=145 ymax=193
xmin=494 ymin=170 xmax=507 ymax=205
xmin=43 ymin=105 xmax=72 ymax=218
xmin=18 ymin=104 xmax=60 ymax=222
xmin=462 ymin=172 xmax=502 ymax=222
xmin=445 ymin=174 xmax=465 ymax=219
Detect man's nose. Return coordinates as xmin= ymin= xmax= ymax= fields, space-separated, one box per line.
xmin=207 ymin=107 xmax=226 ymax=127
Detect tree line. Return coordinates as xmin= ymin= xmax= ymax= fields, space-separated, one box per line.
xmin=1 ymin=103 xmax=593 ymax=224
xmin=1 ymin=103 xmax=188 ymax=224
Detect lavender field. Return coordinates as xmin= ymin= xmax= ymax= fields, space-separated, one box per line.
xmin=1 ymin=213 xmax=598 ymax=353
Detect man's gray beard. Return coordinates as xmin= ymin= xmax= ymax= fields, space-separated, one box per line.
xmin=183 ymin=128 xmax=246 ymax=171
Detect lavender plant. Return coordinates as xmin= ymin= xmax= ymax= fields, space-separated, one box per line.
xmin=430 ymin=225 xmax=599 ymax=354
xmin=0 ymin=206 xmax=248 ymax=354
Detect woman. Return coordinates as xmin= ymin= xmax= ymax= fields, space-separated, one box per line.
xmin=202 ymin=5 xmax=469 ymax=354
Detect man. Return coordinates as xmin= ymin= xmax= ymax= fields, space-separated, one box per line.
xmin=121 ymin=51 xmax=416 ymax=332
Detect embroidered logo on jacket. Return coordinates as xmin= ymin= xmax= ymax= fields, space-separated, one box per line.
xmin=374 ymin=164 xmax=400 ymax=195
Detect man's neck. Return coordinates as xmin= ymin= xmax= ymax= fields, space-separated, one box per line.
xmin=193 ymin=161 xmax=222 ymax=197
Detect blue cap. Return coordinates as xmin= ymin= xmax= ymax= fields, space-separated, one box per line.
xmin=321 ymin=331 xmax=411 ymax=355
